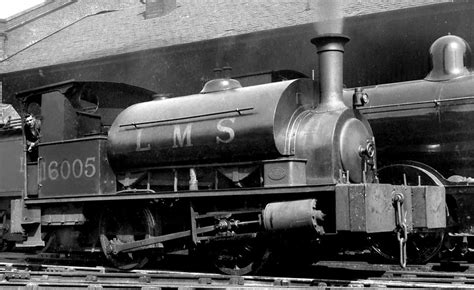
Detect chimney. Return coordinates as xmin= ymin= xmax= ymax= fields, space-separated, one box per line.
xmin=145 ymin=0 xmax=176 ymax=19
xmin=310 ymin=33 xmax=350 ymax=111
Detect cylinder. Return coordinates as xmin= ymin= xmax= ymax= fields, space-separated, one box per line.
xmin=262 ymin=199 xmax=324 ymax=234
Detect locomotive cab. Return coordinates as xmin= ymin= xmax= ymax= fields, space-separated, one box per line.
xmin=6 ymin=81 xmax=156 ymax=248
xmin=15 ymin=80 xmax=157 ymax=198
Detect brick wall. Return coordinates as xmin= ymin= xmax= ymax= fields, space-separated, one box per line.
xmin=3 ymin=0 xmax=141 ymax=58
xmin=5 ymin=0 xmax=73 ymax=30
xmin=145 ymin=0 xmax=176 ymax=19
xmin=0 ymin=0 xmax=454 ymax=73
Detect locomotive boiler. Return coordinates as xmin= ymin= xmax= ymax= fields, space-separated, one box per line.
xmin=0 ymin=34 xmax=446 ymax=274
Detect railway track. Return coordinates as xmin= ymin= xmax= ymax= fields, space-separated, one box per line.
xmin=315 ymin=260 xmax=474 ymax=288
xmin=0 ymin=262 xmax=331 ymax=288
xmin=1 ymin=252 xmax=474 ymax=288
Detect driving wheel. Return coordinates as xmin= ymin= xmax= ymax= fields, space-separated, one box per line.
xmin=99 ymin=206 xmax=157 ymax=270
xmin=209 ymin=237 xmax=270 ymax=275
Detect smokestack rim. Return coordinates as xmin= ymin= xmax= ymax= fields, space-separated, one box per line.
xmin=311 ymin=33 xmax=350 ymax=53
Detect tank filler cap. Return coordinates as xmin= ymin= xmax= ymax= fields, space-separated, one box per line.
xmin=425 ymin=34 xmax=471 ymax=81
xmin=200 ymin=66 xmax=242 ymax=94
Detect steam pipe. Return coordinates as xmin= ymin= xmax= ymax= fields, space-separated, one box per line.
xmin=311 ymin=33 xmax=350 ymax=111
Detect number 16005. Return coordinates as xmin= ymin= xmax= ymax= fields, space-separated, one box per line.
xmin=42 ymin=157 xmax=97 ymax=181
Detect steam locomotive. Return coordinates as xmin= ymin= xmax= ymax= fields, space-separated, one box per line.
xmin=0 ymin=34 xmax=446 ymax=275
xmin=343 ymin=34 xmax=474 ymax=259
